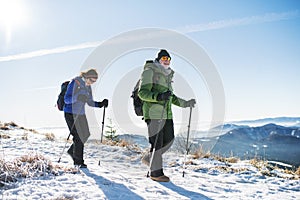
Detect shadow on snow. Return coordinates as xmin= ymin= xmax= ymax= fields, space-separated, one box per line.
xmin=159 ymin=181 xmax=212 ymax=200
xmin=81 ymin=168 xmax=144 ymax=200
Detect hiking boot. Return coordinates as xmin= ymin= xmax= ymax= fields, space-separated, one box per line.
xmin=150 ymin=175 xmax=170 ymax=182
xmin=79 ymin=163 xmax=87 ymax=168
xmin=74 ymin=163 xmax=87 ymax=168
xmin=141 ymin=153 xmax=151 ymax=166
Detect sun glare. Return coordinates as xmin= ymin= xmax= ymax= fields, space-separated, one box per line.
xmin=0 ymin=0 xmax=29 ymax=42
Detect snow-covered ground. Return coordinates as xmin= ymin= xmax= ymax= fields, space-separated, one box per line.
xmin=0 ymin=126 xmax=299 ymax=200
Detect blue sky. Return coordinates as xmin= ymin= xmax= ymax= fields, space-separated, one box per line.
xmin=0 ymin=0 xmax=300 ymax=132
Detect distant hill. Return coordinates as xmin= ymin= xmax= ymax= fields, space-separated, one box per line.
xmin=231 ymin=117 xmax=300 ymax=127
xmin=210 ymin=123 xmax=300 ymax=167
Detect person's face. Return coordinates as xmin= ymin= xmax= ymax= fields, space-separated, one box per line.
xmin=86 ymin=77 xmax=97 ymax=86
xmin=159 ymin=56 xmax=171 ymax=68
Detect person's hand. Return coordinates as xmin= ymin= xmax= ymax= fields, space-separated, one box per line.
xmin=157 ymin=91 xmax=172 ymax=101
xmin=77 ymin=94 xmax=88 ymax=103
xmin=185 ymin=99 xmax=196 ymax=108
xmin=99 ymin=99 xmax=108 ymax=108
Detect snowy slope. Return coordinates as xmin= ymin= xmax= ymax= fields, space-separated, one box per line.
xmin=0 ymin=125 xmax=299 ymax=200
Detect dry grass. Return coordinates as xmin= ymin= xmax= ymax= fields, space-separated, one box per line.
xmin=0 ymin=133 xmax=10 ymax=139
xmin=190 ymin=147 xmax=300 ymax=179
xmin=0 ymin=121 xmax=18 ymax=130
xmin=192 ymin=146 xmax=211 ymax=159
xmin=0 ymin=152 xmax=79 ymax=188
xmin=102 ymin=139 xmax=142 ymax=153
xmin=223 ymin=157 xmax=239 ymax=164
xmin=45 ymin=133 xmax=56 ymax=141
xmin=248 ymin=158 xmax=300 ymax=179
xmin=295 ymin=166 xmax=300 ymax=175
xmin=0 ymin=121 xmax=38 ymax=134
xmin=51 ymin=196 xmax=74 ymax=200
xmin=21 ymin=132 xmax=28 ymax=140
xmin=192 ymin=147 xmax=239 ymax=164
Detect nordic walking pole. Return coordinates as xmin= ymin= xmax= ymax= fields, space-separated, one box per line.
xmin=98 ymin=106 xmax=106 ymax=166
xmin=100 ymin=106 xmax=106 ymax=143
xmin=182 ymin=105 xmax=193 ymax=177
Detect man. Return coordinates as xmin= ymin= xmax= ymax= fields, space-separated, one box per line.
xmin=138 ymin=49 xmax=196 ymax=182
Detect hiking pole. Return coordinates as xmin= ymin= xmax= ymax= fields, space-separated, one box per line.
xmin=100 ymin=106 xmax=106 ymax=143
xmin=147 ymin=100 xmax=168 ymax=178
xmin=182 ymin=105 xmax=193 ymax=177
xmin=98 ymin=106 xmax=106 ymax=166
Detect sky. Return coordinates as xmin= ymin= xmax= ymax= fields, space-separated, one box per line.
xmin=0 ymin=0 xmax=300 ymax=133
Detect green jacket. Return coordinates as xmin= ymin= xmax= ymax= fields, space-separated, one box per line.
xmin=138 ymin=60 xmax=187 ymax=120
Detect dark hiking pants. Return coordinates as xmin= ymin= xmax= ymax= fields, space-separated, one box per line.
xmin=64 ymin=112 xmax=90 ymax=164
xmin=146 ymin=119 xmax=174 ymax=177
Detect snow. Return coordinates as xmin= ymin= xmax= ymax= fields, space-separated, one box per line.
xmin=1 ymin=127 xmax=300 ymax=200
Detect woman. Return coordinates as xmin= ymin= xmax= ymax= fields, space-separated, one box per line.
xmin=64 ymin=68 xmax=108 ymax=168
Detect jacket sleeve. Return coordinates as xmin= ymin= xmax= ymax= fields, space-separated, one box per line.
xmin=138 ymin=69 xmax=159 ymax=102
xmin=86 ymin=86 xmax=101 ymax=107
xmin=172 ymin=94 xmax=187 ymax=108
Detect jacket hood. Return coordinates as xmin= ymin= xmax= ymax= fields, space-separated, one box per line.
xmin=144 ymin=60 xmax=174 ymax=77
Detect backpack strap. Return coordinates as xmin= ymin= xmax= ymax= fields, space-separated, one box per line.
xmin=73 ymin=78 xmax=82 ymax=94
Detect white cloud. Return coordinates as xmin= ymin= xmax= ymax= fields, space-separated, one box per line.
xmin=0 ymin=10 xmax=298 ymax=62
xmin=179 ymin=10 xmax=299 ymax=33
xmin=0 ymin=41 xmax=102 ymax=62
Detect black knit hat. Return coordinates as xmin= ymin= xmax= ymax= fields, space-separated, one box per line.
xmin=156 ymin=49 xmax=171 ymax=61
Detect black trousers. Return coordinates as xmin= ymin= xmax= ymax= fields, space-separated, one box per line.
xmin=64 ymin=112 xmax=90 ymax=164
xmin=146 ymin=119 xmax=174 ymax=177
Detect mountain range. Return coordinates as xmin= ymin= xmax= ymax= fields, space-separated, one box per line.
xmin=195 ymin=123 xmax=300 ymax=167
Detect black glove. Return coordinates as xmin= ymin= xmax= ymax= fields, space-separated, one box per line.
xmin=99 ymin=99 xmax=108 ymax=108
xmin=77 ymin=94 xmax=88 ymax=102
xmin=157 ymin=90 xmax=172 ymax=101
xmin=185 ymin=99 xmax=196 ymax=108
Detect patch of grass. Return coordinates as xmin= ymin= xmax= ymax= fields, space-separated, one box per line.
xmin=0 ymin=133 xmax=10 ymax=139
xmin=192 ymin=146 xmax=211 ymax=159
xmin=192 ymin=147 xmax=239 ymax=164
xmin=45 ymin=133 xmax=56 ymax=141
xmin=21 ymin=132 xmax=28 ymax=140
xmin=102 ymin=139 xmax=142 ymax=153
xmin=0 ymin=152 xmax=79 ymax=188
xmin=51 ymin=196 xmax=74 ymax=200
xmin=295 ymin=166 xmax=300 ymax=175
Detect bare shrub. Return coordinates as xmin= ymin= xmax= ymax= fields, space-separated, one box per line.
xmin=172 ymin=132 xmax=198 ymax=154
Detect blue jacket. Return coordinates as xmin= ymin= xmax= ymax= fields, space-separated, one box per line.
xmin=63 ymin=76 xmax=100 ymax=115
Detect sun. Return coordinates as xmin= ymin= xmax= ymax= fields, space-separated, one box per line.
xmin=0 ymin=0 xmax=29 ymax=42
